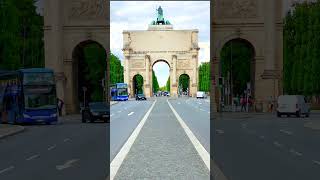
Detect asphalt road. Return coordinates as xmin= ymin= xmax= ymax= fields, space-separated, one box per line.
xmin=0 ymin=116 xmax=108 ymax=180
xmin=169 ymin=97 xmax=210 ymax=152
xmin=113 ymin=97 xmax=210 ymax=179
xmin=214 ymin=112 xmax=320 ymax=180
xmin=110 ymin=100 xmax=154 ymax=160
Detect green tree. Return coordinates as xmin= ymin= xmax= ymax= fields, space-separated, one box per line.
xmin=166 ymin=77 xmax=170 ymax=92
xmin=83 ymin=43 xmax=106 ymax=101
xmin=198 ymin=62 xmax=210 ymax=92
xmin=152 ymin=70 xmax=159 ymax=93
xmin=110 ymin=53 xmax=124 ymax=84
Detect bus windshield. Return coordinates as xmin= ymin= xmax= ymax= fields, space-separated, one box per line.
xmin=118 ymin=88 xmax=128 ymax=96
xmin=24 ymin=86 xmax=56 ymax=110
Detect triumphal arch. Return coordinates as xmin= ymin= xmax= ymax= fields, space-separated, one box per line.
xmin=212 ymin=0 xmax=284 ymax=112
xmin=123 ymin=6 xmax=199 ymax=98
xmin=44 ymin=0 xmax=108 ymax=114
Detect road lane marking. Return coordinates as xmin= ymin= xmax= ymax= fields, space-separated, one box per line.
xmin=128 ymin=112 xmax=134 ymax=116
xmin=0 ymin=166 xmax=14 ymax=174
xmin=26 ymin=154 xmax=40 ymax=161
xmin=110 ymin=100 xmax=157 ymax=180
xmin=167 ymin=99 xmax=210 ymax=170
xmin=289 ymin=149 xmax=303 ymax=156
xmin=259 ymin=135 xmax=265 ymax=140
xmin=48 ymin=145 xmax=57 ymax=151
xmin=273 ymin=141 xmax=283 ymax=148
xmin=312 ymin=160 xmax=320 ymax=166
xmin=56 ymin=159 xmax=79 ymax=170
xmin=280 ymin=129 xmax=293 ymax=135
xmin=63 ymin=138 xmax=71 ymax=142
xmin=216 ymin=129 xmax=224 ymax=134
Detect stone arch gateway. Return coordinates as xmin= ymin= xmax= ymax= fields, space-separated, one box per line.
xmin=123 ymin=23 xmax=199 ymax=98
xmin=212 ymin=0 xmax=284 ymax=112
xmin=43 ymin=0 xmax=108 ymax=114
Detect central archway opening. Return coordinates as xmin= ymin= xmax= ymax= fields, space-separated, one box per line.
xmin=220 ymin=38 xmax=255 ymax=107
xmin=72 ymin=40 xmax=106 ymax=112
xmin=132 ymin=74 xmax=144 ymax=96
xmin=178 ymin=74 xmax=190 ymax=96
xmin=152 ymin=60 xmax=170 ymax=96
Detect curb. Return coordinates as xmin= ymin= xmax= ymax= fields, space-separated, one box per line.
xmin=0 ymin=125 xmax=25 ymax=139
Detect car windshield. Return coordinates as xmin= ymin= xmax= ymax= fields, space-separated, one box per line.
xmin=89 ymin=102 xmax=108 ymax=110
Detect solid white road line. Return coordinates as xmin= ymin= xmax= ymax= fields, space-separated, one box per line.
xmin=0 ymin=166 xmax=14 ymax=174
xmin=167 ymin=99 xmax=210 ymax=170
xmin=128 ymin=112 xmax=134 ymax=116
xmin=48 ymin=145 xmax=57 ymax=151
xmin=26 ymin=154 xmax=40 ymax=161
xmin=110 ymin=100 xmax=157 ymax=180
xmin=280 ymin=129 xmax=293 ymax=135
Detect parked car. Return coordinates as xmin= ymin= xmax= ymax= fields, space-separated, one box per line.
xmin=196 ymin=91 xmax=207 ymax=99
xmin=277 ymin=95 xmax=310 ymax=117
xmin=82 ymin=102 xmax=109 ymax=123
xmin=136 ymin=93 xmax=147 ymax=100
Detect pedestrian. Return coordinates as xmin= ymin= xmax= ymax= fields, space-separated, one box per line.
xmin=241 ymin=96 xmax=246 ymax=112
xmin=57 ymin=98 xmax=64 ymax=116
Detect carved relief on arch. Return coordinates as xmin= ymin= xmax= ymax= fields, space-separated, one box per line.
xmin=69 ymin=0 xmax=107 ymax=19
xmin=217 ymin=0 xmax=258 ymax=19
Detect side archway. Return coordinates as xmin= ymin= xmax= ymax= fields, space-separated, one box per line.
xmin=219 ymin=38 xmax=256 ymax=105
xmin=178 ymin=74 xmax=190 ymax=96
xmin=132 ymin=74 xmax=144 ymax=97
xmin=70 ymin=40 xmax=107 ymax=112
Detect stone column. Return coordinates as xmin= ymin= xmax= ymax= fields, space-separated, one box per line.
xmin=145 ymin=55 xmax=151 ymax=97
xmin=171 ymin=55 xmax=177 ymax=97
xmin=124 ymin=55 xmax=130 ymax=97
xmin=263 ymin=0 xmax=276 ymax=72
xmin=50 ymin=0 xmax=65 ymax=114
xmin=191 ymin=55 xmax=198 ymax=97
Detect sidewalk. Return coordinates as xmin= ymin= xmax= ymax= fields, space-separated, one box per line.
xmin=0 ymin=124 xmax=25 ymax=139
xmin=113 ymin=99 xmax=210 ymax=179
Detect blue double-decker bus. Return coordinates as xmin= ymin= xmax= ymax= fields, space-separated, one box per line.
xmin=0 ymin=68 xmax=58 ymax=124
xmin=110 ymin=83 xmax=129 ymax=101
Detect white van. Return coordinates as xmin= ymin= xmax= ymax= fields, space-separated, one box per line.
xmin=277 ymin=95 xmax=310 ymax=117
xmin=196 ymin=91 xmax=207 ymax=99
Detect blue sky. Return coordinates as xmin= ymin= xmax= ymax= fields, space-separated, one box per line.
xmin=111 ymin=1 xmax=210 ymax=86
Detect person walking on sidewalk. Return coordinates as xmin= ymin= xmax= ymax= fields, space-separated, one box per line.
xmin=57 ymin=98 xmax=64 ymax=116
xmin=240 ymin=96 xmax=246 ymax=112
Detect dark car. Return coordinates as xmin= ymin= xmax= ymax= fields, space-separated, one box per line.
xmin=136 ymin=94 xmax=147 ymax=100
xmin=82 ymin=102 xmax=109 ymax=123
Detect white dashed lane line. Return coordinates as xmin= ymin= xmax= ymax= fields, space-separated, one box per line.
xmin=273 ymin=141 xmax=283 ymax=148
xmin=312 ymin=160 xmax=320 ymax=166
xmin=216 ymin=129 xmax=225 ymax=134
xmin=280 ymin=129 xmax=293 ymax=135
xmin=0 ymin=166 xmax=14 ymax=174
xmin=26 ymin=154 xmax=40 ymax=161
xmin=63 ymin=138 xmax=71 ymax=142
xmin=48 ymin=144 xmax=57 ymax=151
xmin=289 ymin=149 xmax=303 ymax=156
xmin=128 ymin=112 xmax=134 ymax=116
